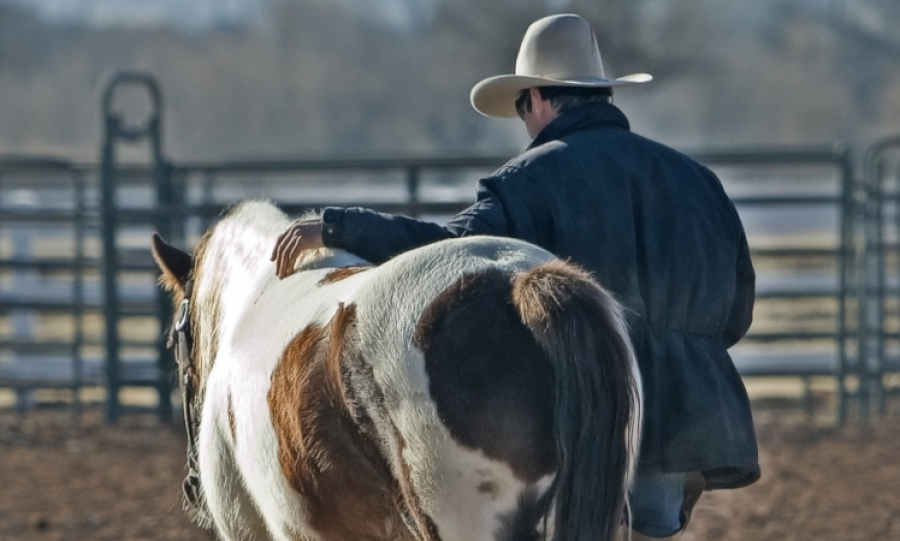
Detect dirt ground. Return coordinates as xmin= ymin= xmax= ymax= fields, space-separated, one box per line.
xmin=1 ymin=399 xmax=898 ymax=541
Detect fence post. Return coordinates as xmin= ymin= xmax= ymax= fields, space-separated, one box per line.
xmin=100 ymin=71 xmax=173 ymax=423
xmin=862 ymin=135 xmax=900 ymax=419
xmin=406 ymin=165 xmax=420 ymax=214
xmin=151 ymin=106 xmax=176 ymax=423
xmin=837 ymin=148 xmax=854 ymax=424
xmin=100 ymin=94 xmax=120 ymax=423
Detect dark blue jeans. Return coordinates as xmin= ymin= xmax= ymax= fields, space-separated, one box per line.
xmin=629 ymin=472 xmax=695 ymax=537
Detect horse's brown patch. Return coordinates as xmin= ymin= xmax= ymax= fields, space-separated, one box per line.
xmin=268 ymin=323 xmax=328 ymax=491
xmin=227 ymin=391 xmax=237 ymax=445
xmin=413 ymin=268 xmax=557 ymax=483
xmin=318 ymin=266 xmax=371 ymax=285
xmin=268 ymin=311 xmax=414 ymax=541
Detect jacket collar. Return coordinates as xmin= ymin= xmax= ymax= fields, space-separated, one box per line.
xmin=527 ymin=102 xmax=631 ymax=150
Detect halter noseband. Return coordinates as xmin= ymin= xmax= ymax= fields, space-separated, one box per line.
xmin=173 ymin=282 xmax=202 ymax=510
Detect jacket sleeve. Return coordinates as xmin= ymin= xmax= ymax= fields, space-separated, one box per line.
xmin=320 ymin=181 xmax=511 ymax=264
xmin=723 ymin=229 xmax=755 ymax=348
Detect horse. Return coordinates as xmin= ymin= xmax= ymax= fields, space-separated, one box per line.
xmin=151 ymin=199 xmax=642 ymax=541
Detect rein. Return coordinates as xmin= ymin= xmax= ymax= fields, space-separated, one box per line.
xmin=173 ymin=282 xmax=203 ymax=510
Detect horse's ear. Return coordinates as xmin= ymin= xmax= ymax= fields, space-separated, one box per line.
xmin=151 ymin=233 xmax=193 ymax=293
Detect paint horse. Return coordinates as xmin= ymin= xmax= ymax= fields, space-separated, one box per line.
xmin=151 ymin=200 xmax=642 ymax=541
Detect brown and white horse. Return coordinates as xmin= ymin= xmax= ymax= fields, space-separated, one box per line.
xmin=152 ymin=200 xmax=642 ymax=541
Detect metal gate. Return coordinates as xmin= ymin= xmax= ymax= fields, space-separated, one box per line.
xmin=98 ymin=72 xmax=177 ymax=422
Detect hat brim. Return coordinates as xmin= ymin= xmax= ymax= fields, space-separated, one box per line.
xmin=470 ymin=72 xmax=652 ymax=118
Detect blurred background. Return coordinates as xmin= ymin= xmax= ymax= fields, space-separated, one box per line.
xmin=1 ymin=2 xmax=899 ymax=540
xmin=0 ymin=0 xmax=898 ymax=160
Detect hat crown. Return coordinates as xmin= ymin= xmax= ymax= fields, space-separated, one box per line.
xmin=469 ymin=13 xmax=650 ymax=118
xmin=515 ymin=14 xmax=605 ymax=82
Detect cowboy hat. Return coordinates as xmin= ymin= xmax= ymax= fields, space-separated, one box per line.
xmin=470 ymin=14 xmax=652 ymax=118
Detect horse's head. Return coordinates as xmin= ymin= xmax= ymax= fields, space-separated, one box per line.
xmin=151 ymin=231 xmax=210 ymax=518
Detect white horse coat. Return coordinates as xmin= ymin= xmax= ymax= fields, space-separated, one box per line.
xmin=152 ymin=200 xmax=642 ymax=541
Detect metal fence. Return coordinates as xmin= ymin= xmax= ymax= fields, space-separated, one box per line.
xmin=1 ymin=72 xmax=897 ymax=424
xmin=0 ymin=158 xmax=90 ymax=415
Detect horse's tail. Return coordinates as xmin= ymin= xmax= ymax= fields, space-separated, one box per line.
xmin=512 ymin=260 xmax=642 ymax=541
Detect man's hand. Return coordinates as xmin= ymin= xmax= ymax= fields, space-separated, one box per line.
xmin=271 ymin=218 xmax=325 ymax=279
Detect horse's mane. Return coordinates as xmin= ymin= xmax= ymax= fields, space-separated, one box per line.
xmin=198 ymin=199 xmax=366 ymax=275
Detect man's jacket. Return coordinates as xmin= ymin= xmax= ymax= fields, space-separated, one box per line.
xmin=321 ymin=102 xmax=759 ymax=489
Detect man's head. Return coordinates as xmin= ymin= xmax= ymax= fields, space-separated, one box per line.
xmin=470 ymin=14 xmax=650 ymax=121
xmin=514 ymin=85 xmax=614 ymax=138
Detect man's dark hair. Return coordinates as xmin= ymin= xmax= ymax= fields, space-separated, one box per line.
xmin=539 ymin=86 xmax=613 ymax=112
xmin=516 ymin=86 xmax=614 ymax=117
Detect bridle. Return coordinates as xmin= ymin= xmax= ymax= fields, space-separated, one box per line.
xmin=172 ymin=280 xmax=203 ymax=510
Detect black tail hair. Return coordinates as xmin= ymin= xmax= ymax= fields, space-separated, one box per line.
xmin=512 ymin=261 xmax=641 ymax=541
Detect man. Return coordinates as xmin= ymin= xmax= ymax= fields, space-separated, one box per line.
xmin=271 ymin=13 xmax=758 ymax=540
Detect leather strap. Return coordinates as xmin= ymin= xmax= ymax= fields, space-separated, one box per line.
xmin=173 ymin=287 xmax=202 ymax=510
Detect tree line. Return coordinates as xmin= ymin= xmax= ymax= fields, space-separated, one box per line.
xmin=0 ymin=0 xmax=897 ymax=161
